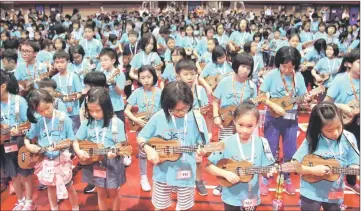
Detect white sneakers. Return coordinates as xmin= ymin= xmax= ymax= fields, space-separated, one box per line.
xmin=123 ymin=156 xmax=132 ymax=167
xmin=140 ymin=175 xmax=151 ymax=191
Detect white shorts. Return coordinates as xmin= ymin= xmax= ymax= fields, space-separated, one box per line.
xmin=152 ymin=181 xmax=195 ymax=210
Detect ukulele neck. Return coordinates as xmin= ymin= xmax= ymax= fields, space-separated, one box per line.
xmin=87 ymin=148 xmax=117 ymax=156
xmin=331 ymin=167 xmax=360 ymax=175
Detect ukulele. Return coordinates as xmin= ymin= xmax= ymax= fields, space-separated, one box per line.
xmin=204 ymin=71 xmax=234 ymax=90
xmin=147 ymin=137 xmax=225 ymax=163
xmin=218 ymin=93 xmax=269 ymax=127
xmin=216 ymin=158 xmax=301 ymax=187
xmin=269 ymin=85 xmax=325 ymax=118
xmin=341 ymin=100 xmax=360 ymax=125
xmin=18 ymin=69 xmax=58 ymax=96
xmin=58 ymin=93 xmax=79 ymax=102
xmin=1 ymin=122 xmax=31 ymax=144
xmin=18 ymin=139 xmax=72 ymax=169
xmin=313 ymin=67 xmax=339 ymax=86
xmin=106 ymin=68 xmax=121 ymax=85
xmin=301 ymin=154 xmax=360 ymax=183
xmin=77 ymin=140 xmax=133 ymax=165
xmin=300 ymin=61 xmax=316 ymax=72
xmin=130 ymin=111 xmax=154 ymax=131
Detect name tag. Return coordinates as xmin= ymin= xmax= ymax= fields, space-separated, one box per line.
xmin=46 ymin=166 xmax=55 ymax=174
xmin=243 ymin=198 xmax=257 ymax=207
xmin=94 ymin=166 xmax=107 ymax=178
xmin=283 ymin=113 xmax=296 ymax=120
xmin=328 ymin=190 xmax=344 ymax=200
xmin=4 ymin=143 xmax=18 ymax=153
xmin=177 ymin=170 xmax=191 ymax=180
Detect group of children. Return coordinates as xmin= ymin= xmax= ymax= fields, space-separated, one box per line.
xmin=0 ymin=5 xmax=360 ymax=211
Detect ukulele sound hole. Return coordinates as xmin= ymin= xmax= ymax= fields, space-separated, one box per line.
xmin=164 ymin=146 xmax=170 ymax=155
xmin=281 ymin=102 xmax=287 ymax=107
xmin=22 ymin=152 xmax=25 ymax=162
xmin=89 ymin=148 xmax=94 ymax=156
xmin=308 ymin=162 xmax=313 ymax=167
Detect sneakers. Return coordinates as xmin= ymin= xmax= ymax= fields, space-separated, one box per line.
xmin=22 ymin=202 xmax=37 ymax=211
xmin=12 ymin=202 xmax=24 ymax=211
xmin=123 ymin=156 xmax=132 ymax=167
xmin=260 ymin=177 xmax=269 ymax=196
xmin=345 ymin=183 xmax=360 ymax=194
xmin=84 ymin=183 xmax=95 ymax=194
xmin=195 ymin=180 xmax=208 ymax=196
xmin=212 ymin=185 xmax=222 ymax=196
xmin=140 ymin=175 xmax=151 ymax=192
xmin=284 ymin=178 xmax=296 ymax=195
xmin=38 ymin=183 xmax=47 ymax=190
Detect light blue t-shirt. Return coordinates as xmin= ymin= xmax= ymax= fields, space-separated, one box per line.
xmin=100 ymin=69 xmax=126 ymax=111
xmin=214 ymin=34 xmax=230 ymax=48
xmin=0 ymin=94 xmax=27 ymax=126
xmin=208 ymin=134 xmax=275 ymax=206
xmin=196 ymin=37 xmax=208 ymax=57
xmin=10 ymin=30 xmax=21 ymax=38
xmin=310 ymin=21 xmax=319 ymax=33
xmin=138 ymin=110 xmax=209 ymax=187
xmin=230 ymin=31 xmax=252 ymax=47
xmin=15 ymin=61 xmax=48 ymax=81
xmin=314 ymin=32 xmax=327 ymax=41
xmin=76 ymin=118 xmax=126 ymax=148
xmin=127 ymin=87 xmax=162 ymax=113
xmin=349 ymin=39 xmax=360 ymax=50
xmin=36 ymin=50 xmax=53 ymax=64
xmin=67 ymin=59 xmax=92 ymax=89
xmin=52 ymin=71 xmax=82 ymax=116
xmin=260 ymin=69 xmax=307 ymax=110
xmin=327 ymin=73 xmax=360 ymax=104
xmin=313 ymin=57 xmax=342 ymax=88
xmin=120 ymin=32 xmax=129 ymax=44
xmin=181 ymin=36 xmax=198 ymax=49
xmin=302 ymin=48 xmax=326 ymax=63
xmin=26 ymin=110 xmax=74 ymax=159
xmin=164 ymin=48 xmax=172 ymax=63
xmin=300 ymin=31 xmax=314 ymax=43
xmin=293 ymin=132 xmax=359 ymax=203
xmin=79 ymin=38 xmax=103 ymax=60
xmin=251 ymin=54 xmax=265 ymax=84
xmin=200 ymin=62 xmax=233 ymax=78
xmin=326 ymin=35 xmax=339 ymax=44
xmin=214 ymin=76 xmax=257 ymax=108
xmin=161 ymin=63 xmax=176 ymax=82
xmin=193 ymin=85 xmax=208 ymax=109
xmin=130 ymin=51 xmax=162 ymax=70
xmin=199 ymin=51 xmax=213 ymax=64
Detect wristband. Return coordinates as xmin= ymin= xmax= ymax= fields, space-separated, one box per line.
xmin=213 ymin=116 xmax=220 ymax=120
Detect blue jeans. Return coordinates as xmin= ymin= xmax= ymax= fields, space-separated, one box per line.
xmin=300 ymin=195 xmax=341 ymax=211
xmin=263 ymin=111 xmax=298 ymax=179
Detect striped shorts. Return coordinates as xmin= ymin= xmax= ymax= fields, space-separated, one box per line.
xmin=152 ymin=181 xmax=195 ymax=210
xmin=218 ymin=125 xmax=236 ymax=141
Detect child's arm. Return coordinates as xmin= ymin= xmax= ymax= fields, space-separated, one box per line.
xmin=205 ymin=162 xmax=240 ymax=185
xmin=291 ymin=160 xmax=331 ymax=176
xmin=124 ymin=104 xmax=147 ymax=127
xmin=259 ymin=91 xmax=286 ymax=116
xmin=198 ymin=75 xmax=213 ymax=96
xmin=24 ymin=137 xmax=41 ymax=153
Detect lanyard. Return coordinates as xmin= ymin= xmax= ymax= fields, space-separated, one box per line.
xmin=217 ymin=63 xmax=226 ymax=75
xmin=280 ymin=70 xmax=296 ymax=97
xmin=325 ymin=136 xmax=343 ymax=161
xmin=1 ymin=94 xmax=11 ymax=125
xmin=171 ymin=114 xmax=188 ymax=145
xmin=236 ymin=134 xmax=255 ymax=163
xmin=95 ymin=121 xmax=107 ymax=145
xmin=327 ymin=58 xmax=336 ymax=72
xmin=58 ymin=72 xmax=71 ymax=94
xmin=186 ymin=36 xmax=194 ymax=47
xmin=232 ymin=77 xmax=247 ymax=105
xmin=349 ymin=73 xmax=359 ymax=101
xmin=217 ymin=34 xmax=224 ymax=44
xmin=43 ymin=110 xmax=56 ymax=145
xmin=239 ymin=32 xmax=247 ymax=44
xmin=73 ymin=62 xmax=84 ymax=74
xmin=26 ymin=63 xmax=37 ymax=79
xmin=143 ymin=87 xmax=156 ymax=112
xmin=85 ymin=40 xmax=92 ymax=55
xmin=142 ymin=52 xmax=154 ymax=65
xmin=129 ymin=42 xmax=138 ymax=56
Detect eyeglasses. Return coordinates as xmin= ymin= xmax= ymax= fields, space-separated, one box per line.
xmin=169 ymin=106 xmax=190 ymax=114
xmin=21 ymin=50 xmax=34 ymax=54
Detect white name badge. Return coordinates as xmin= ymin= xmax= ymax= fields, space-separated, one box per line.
xmin=4 ymin=143 xmax=18 ymax=153
xmin=283 ymin=113 xmax=296 ymax=120
xmin=243 ymin=198 xmax=257 ymax=208
xmin=177 ymin=170 xmax=191 ymax=180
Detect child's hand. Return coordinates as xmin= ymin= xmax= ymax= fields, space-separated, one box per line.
xmin=76 ymin=149 xmax=90 ymax=161
xmin=214 ymin=116 xmax=223 ymax=129
xmin=196 ymin=145 xmax=207 ymax=157
xmin=205 ymin=87 xmax=213 ymax=96
xmin=26 ymin=144 xmax=41 ymax=154
xmin=312 ymin=165 xmax=330 ymax=176
xmin=145 ymin=146 xmax=160 ymax=165
xmin=223 ymin=171 xmax=240 ymax=184
xmin=107 ymin=148 xmax=117 ymax=159
xmin=135 ymin=118 xmax=147 ymax=127
xmin=338 ymin=104 xmax=353 ymax=117
xmin=266 ymin=166 xmax=278 ymax=178
xmin=10 ymin=127 xmax=22 ymax=136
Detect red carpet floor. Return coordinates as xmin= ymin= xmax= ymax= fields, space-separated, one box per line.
xmin=1 ymin=112 xmax=359 ymax=210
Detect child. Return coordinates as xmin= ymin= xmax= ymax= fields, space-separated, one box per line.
xmin=214 ymin=23 xmax=230 ymax=49
xmin=36 ymin=39 xmax=54 ymax=64
xmin=229 ymin=19 xmax=253 ymax=51
xmin=206 ymin=102 xmax=276 ymax=210
xmin=122 ymin=29 xmax=140 ymax=59
xmin=52 ymin=51 xmax=82 ymax=133
xmin=98 ymin=47 xmax=126 ymax=123
xmin=300 ymin=21 xmax=313 ymax=44
xmin=107 ymin=34 xmax=120 ymax=51
xmin=2 ymin=49 xmax=18 ymax=73
xmin=120 ymin=20 xmax=136 ymax=45
xmin=0 ymin=70 xmax=36 ymax=210
xmin=74 ymin=87 xmax=126 ymax=211
xmin=325 ymin=25 xmax=339 ymax=44
xmin=71 ymin=21 xmax=83 ymax=43
xmin=68 ymin=44 xmax=93 ymax=90
xmin=137 ymin=81 xmax=208 ymax=211
xmin=311 ymin=43 xmax=341 ymax=89
xmin=53 ymin=37 xmax=67 ymax=52
xmin=196 ymin=25 xmax=215 ymax=57
xmin=324 ymin=48 xmax=360 ymax=193
xmin=292 ymin=102 xmax=359 ymax=210
xmin=175 ymin=58 xmax=209 ymax=196
xmin=181 ymin=25 xmax=198 ymax=55
xmin=38 ymin=78 xmax=68 ymax=114
xmin=79 ymin=24 xmax=103 ymax=65
xmin=259 ymin=46 xmax=311 ymax=196
xmin=314 ymin=22 xmax=327 ymax=41
xmin=129 ymin=33 xmax=162 ymax=81
xmin=198 ymin=38 xmax=218 ymax=66
xmin=25 ymin=89 xmax=79 ymax=211
xmin=199 ymin=46 xmax=233 ymax=96
xmin=243 ymin=41 xmax=265 ymax=85
xmin=163 ymin=35 xmax=176 ymax=63
xmin=124 ymin=65 xmax=162 ymax=191
xmin=162 ymin=47 xmax=186 ymax=83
